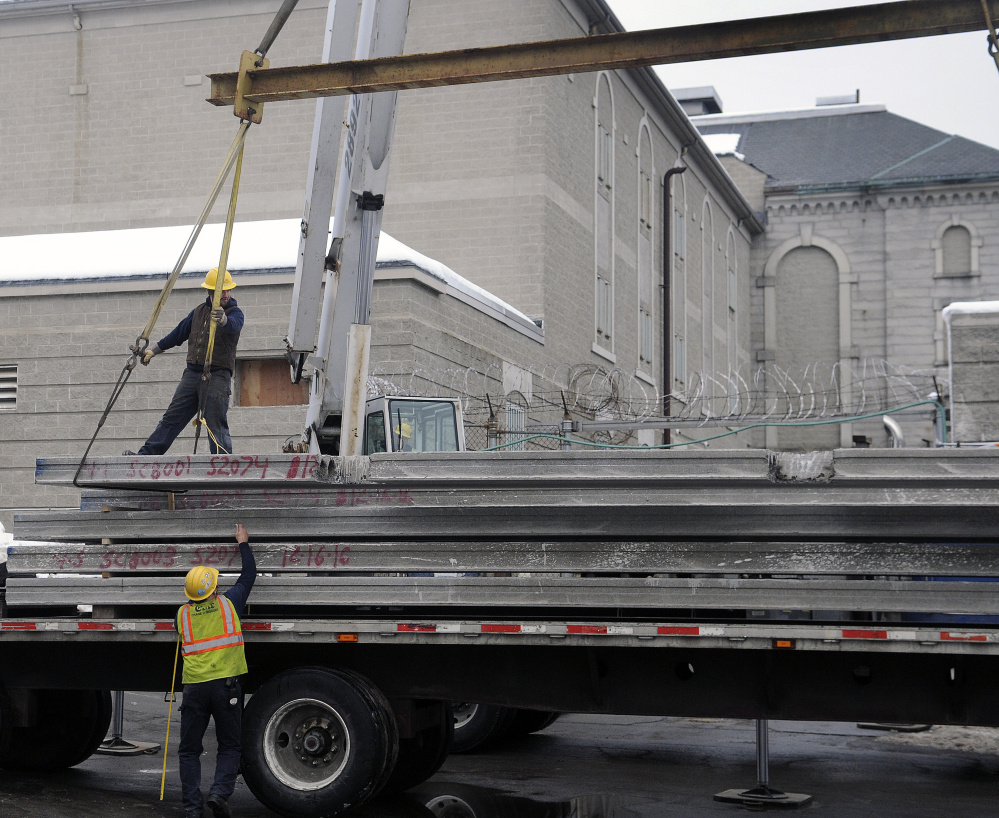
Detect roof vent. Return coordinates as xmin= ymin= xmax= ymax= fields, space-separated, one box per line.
xmin=671 ymin=86 xmax=723 ymax=116
xmin=817 ymin=90 xmax=860 ymax=107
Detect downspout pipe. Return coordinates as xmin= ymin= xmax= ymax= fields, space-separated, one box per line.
xmin=662 ymin=165 xmax=686 ymax=445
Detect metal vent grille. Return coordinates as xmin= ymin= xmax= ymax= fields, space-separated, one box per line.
xmin=0 ymin=364 xmax=17 ymax=410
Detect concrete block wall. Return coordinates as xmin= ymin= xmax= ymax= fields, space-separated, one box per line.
xmin=0 ymin=0 xmax=324 ymax=235
xmin=949 ymin=311 xmax=999 ymax=442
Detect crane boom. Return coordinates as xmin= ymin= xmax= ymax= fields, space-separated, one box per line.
xmin=287 ymin=0 xmax=412 ymax=454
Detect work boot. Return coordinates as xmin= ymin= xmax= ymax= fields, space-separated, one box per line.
xmin=206 ymin=794 xmax=231 ymax=818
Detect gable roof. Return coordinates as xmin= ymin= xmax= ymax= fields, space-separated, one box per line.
xmin=693 ymin=104 xmax=999 ymax=193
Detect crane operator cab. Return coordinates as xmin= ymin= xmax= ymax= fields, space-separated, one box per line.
xmin=363 ymin=396 xmax=465 ymax=454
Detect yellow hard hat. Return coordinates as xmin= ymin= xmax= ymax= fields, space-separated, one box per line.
xmin=201 ymin=267 xmax=236 ymax=291
xmin=184 ymin=565 xmax=219 ymax=601
xmin=393 ymin=422 xmax=412 ymax=439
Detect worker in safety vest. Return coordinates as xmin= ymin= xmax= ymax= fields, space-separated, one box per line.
xmin=176 ymin=523 xmax=255 ymax=818
xmin=127 ymin=267 xmax=244 ymax=456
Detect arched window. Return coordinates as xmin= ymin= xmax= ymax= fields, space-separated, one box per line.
xmin=505 ymin=393 xmax=528 ymax=452
xmin=594 ymin=73 xmax=615 ymax=352
xmin=637 ymin=119 xmax=655 ymax=370
xmin=776 ymin=246 xmax=840 ymax=451
xmin=942 ymin=225 xmax=972 ymax=276
xmin=933 ymin=217 xmax=982 ymax=278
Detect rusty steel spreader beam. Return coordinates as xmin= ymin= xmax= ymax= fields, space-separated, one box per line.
xmin=208 ymin=0 xmax=999 ymax=106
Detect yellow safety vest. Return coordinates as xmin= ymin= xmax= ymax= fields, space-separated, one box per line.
xmin=177 ymin=595 xmax=247 ymax=684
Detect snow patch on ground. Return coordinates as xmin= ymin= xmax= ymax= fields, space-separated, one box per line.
xmin=876 ymin=725 xmax=999 ymax=754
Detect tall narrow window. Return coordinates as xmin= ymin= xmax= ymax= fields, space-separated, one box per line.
xmin=701 ymin=201 xmax=714 ymax=394
xmin=637 ymin=122 xmax=655 ymax=369
xmin=942 ymin=225 xmax=972 ymax=276
xmin=597 ymin=124 xmax=612 ymax=186
xmin=594 ymin=74 xmax=615 ymax=350
xmin=0 ymin=364 xmax=16 ymax=410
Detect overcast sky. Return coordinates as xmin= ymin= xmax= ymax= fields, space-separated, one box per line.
xmin=603 ymin=0 xmax=999 ymax=151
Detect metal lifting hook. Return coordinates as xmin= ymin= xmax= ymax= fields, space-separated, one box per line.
xmin=982 ymin=0 xmax=999 ymax=74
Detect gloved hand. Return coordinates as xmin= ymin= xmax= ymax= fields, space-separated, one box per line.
xmin=141 ymin=349 xmax=156 ymax=366
xmin=211 ymin=307 xmax=228 ymax=326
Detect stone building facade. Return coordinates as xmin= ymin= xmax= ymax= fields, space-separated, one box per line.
xmin=693 ymin=102 xmax=999 ymax=450
xmin=0 ymin=0 xmax=759 ymax=527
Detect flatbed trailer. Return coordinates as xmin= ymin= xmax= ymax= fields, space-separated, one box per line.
xmin=3 ymin=448 xmax=999 ymax=815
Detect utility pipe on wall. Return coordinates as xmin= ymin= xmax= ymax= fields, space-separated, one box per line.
xmin=662 ymin=165 xmax=686 ymax=445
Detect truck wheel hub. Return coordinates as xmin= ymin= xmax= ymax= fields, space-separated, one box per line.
xmin=263 ymin=699 xmax=350 ymax=789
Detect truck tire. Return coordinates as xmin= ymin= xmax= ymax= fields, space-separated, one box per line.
xmin=0 ymin=687 xmax=112 ymax=771
xmin=383 ymin=700 xmax=453 ymax=794
xmin=240 ymin=668 xmax=397 ymax=818
xmin=507 ymin=709 xmax=560 ymax=736
xmin=449 ymin=703 xmax=516 ymax=753
xmin=335 ymin=668 xmax=399 ymax=798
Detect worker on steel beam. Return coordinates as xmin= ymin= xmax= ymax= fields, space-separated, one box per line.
xmin=126 ymin=268 xmax=244 ymax=456
xmin=176 ymin=522 xmax=255 ymax=818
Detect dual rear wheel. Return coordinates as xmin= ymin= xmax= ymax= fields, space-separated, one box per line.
xmin=0 ymin=686 xmax=113 ymax=771
xmin=241 ymin=668 xmax=453 ymax=817
xmin=451 ymin=702 xmax=560 ymax=753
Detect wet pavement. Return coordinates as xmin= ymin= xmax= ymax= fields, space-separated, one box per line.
xmin=1 ymin=691 xmax=998 ymax=816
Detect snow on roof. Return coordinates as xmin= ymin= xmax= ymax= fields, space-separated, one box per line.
xmin=701 ymin=133 xmax=743 ymax=159
xmin=0 ymin=219 xmax=537 ymax=329
xmin=942 ymin=301 xmax=999 ymax=324
xmin=692 ymin=104 xmax=888 ymax=127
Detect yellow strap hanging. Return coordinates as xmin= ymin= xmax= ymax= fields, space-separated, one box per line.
xmin=193 ymin=141 xmax=245 ymax=454
xmin=73 ymin=123 xmax=251 ymax=487
xmin=192 ymin=417 xmax=231 ymax=455
xmin=205 ymin=143 xmax=245 ymax=370
xmin=160 ymin=635 xmax=182 ymax=800
xmin=136 ymin=122 xmax=251 ymax=360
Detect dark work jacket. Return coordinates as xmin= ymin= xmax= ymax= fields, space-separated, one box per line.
xmin=158 ymin=295 xmax=244 ymax=375
xmin=220 ymin=540 xmax=256 ymax=618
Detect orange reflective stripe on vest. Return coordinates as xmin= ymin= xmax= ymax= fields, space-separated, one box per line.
xmin=180 ymin=596 xmax=243 ymax=657
xmin=177 ymin=595 xmax=247 ymax=683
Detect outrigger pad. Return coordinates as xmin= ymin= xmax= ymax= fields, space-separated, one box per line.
xmin=714 ymin=787 xmax=813 ymax=809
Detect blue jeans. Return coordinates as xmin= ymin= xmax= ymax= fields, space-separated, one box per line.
xmin=179 ymin=677 xmax=242 ymax=817
xmin=139 ymin=368 xmax=232 ymax=455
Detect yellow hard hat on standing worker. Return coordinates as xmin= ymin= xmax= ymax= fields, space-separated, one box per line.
xmin=184 ymin=566 xmax=220 ymax=601
xmin=202 ymin=268 xmax=236 ymax=290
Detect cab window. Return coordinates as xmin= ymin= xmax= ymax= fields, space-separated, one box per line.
xmin=364 ymin=411 xmax=387 ymax=454
xmin=388 ymin=400 xmax=459 ymax=452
